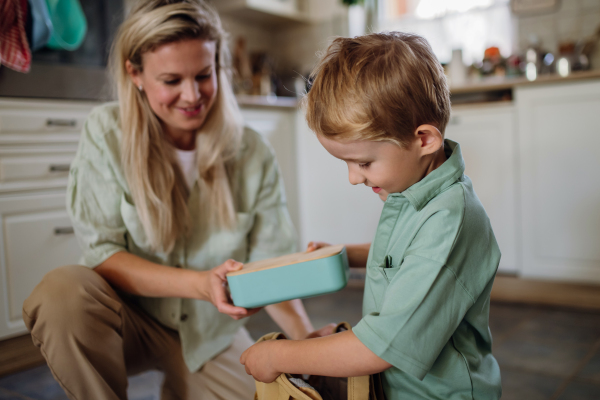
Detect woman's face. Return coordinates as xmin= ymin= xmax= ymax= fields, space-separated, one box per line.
xmin=128 ymin=39 xmax=218 ymax=145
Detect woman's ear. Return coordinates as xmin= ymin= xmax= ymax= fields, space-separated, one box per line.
xmin=413 ymin=124 xmax=444 ymax=156
xmin=125 ymin=60 xmax=141 ymax=88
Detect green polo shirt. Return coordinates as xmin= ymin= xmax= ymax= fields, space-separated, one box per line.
xmin=66 ymin=103 xmax=297 ymax=373
xmin=353 ymin=140 xmax=501 ymax=400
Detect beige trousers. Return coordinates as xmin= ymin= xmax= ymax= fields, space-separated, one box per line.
xmin=22 ymin=265 xmax=256 ymax=400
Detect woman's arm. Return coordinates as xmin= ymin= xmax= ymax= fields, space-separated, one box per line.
xmin=265 ymin=300 xmax=316 ymax=340
xmin=307 ymin=242 xmax=371 ymax=268
xmin=95 ymin=251 xmax=258 ymax=319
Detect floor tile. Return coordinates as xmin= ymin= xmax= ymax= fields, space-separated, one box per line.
xmin=514 ymin=309 xmax=600 ymax=347
xmin=0 ymin=365 xmax=67 ymax=400
xmin=500 ymin=367 xmax=563 ymax=400
xmin=489 ymin=303 xmax=542 ymax=340
xmin=557 ymin=380 xmax=600 ymax=399
xmin=493 ymin=337 xmax=589 ymax=377
xmin=577 ymin=350 xmax=600 ymax=384
xmin=0 ymin=387 xmax=32 ymax=400
xmin=127 ymin=371 xmax=163 ymax=400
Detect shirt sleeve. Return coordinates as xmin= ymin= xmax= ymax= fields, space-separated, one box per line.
xmin=353 ymin=211 xmax=475 ymax=380
xmin=66 ymin=116 xmax=127 ymax=268
xmin=245 ymin=138 xmax=298 ymax=263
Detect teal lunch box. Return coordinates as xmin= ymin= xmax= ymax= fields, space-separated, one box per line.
xmin=226 ymin=244 xmax=350 ymax=308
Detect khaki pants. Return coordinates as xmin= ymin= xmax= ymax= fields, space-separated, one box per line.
xmin=22 ymin=265 xmax=256 ymax=400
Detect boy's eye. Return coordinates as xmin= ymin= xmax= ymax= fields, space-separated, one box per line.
xmin=359 ymin=162 xmax=371 ymax=169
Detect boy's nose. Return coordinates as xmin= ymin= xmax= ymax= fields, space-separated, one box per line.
xmin=348 ymin=166 xmax=366 ymax=185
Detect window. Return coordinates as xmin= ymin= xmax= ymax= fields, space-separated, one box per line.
xmin=379 ymin=0 xmax=514 ymax=65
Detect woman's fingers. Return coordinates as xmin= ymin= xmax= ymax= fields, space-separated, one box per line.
xmin=305 ymin=323 xmax=337 ymax=339
xmin=306 ymin=241 xmax=332 ymax=252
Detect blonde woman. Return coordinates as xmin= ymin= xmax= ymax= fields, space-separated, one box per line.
xmin=22 ymin=1 xmax=332 ymax=399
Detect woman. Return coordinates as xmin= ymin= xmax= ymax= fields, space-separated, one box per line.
xmin=22 ymin=1 xmax=330 ymax=399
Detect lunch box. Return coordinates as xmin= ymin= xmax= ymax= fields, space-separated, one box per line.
xmin=226 ymin=244 xmax=350 ymax=308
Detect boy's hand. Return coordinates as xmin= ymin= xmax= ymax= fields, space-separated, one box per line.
xmin=306 ymin=241 xmax=332 ymax=252
xmin=240 ymin=340 xmax=281 ymax=383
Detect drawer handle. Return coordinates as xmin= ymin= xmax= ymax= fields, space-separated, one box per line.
xmin=46 ymin=119 xmax=77 ymax=127
xmin=54 ymin=227 xmax=74 ymax=235
xmin=49 ymin=164 xmax=71 ymax=172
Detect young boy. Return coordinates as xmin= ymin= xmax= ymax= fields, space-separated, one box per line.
xmin=240 ymin=32 xmax=502 ymax=400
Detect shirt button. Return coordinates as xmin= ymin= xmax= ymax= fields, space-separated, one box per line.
xmin=180 ymin=314 xmax=188 ymax=322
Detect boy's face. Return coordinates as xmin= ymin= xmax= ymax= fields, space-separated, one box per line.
xmin=317 ymin=134 xmax=425 ymax=201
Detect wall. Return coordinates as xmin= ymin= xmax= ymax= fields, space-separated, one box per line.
xmin=516 ymin=0 xmax=600 ymax=55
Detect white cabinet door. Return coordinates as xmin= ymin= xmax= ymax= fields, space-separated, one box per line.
xmin=445 ymin=103 xmax=519 ymax=273
xmin=516 ymin=80 xmax=600 ymax=283
xmin=240 ymin=108 xmax=300 ymax=243
xmin=294 ymin=112 xmax=384 ymax=250
xmin=0 ymin=192 xmax=82 ymax=339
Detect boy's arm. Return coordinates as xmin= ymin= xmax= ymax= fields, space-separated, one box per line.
xmin=240 ymin=330 xmax=392 ymax=383
xmin=307 ymin=242 xmax=371 ymax=268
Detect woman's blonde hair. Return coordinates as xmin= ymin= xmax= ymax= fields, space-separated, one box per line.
xmin=110 ymin=0 xmax=243 ymax=253
xmin=304 ymin=32 xmax=450 ymax=147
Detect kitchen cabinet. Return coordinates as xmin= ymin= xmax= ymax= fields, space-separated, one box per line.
xmin=516 ymin=80 xmax=600 ymax=283
xmin=0 ymin=98 xmax=96 ymax=339
xmin=0 ymin=192 xmax=81 ymax=339
xmin=445 ymin=103 xmax=519 ymax=273
xmin=294 ymin=111 xmax=384 ymax=250
xmin=240 ymin=106 xmax=301 ymax=244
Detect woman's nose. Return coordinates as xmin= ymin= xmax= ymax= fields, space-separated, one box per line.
xmin=181 ymin=80 xmax=201 ymax=102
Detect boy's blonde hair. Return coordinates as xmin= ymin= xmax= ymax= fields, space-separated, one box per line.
xmin=304 ymin=32 xmax=451 ymax=147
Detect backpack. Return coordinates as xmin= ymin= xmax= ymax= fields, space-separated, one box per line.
xmin=253 ymin=322 xmax=385 ymax=400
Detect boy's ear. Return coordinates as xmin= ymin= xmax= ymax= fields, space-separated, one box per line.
xmin=413 ymin=124 xmax=444 ymax=156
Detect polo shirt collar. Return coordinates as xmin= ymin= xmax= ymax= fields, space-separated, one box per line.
xmin=389 ymin=139 xmax=465 ymax=211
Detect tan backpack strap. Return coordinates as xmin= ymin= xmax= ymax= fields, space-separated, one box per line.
xmin=347 ymin=375 xmax=371 ymax=400
xmin=256 ymin=332 xmax=288 ymax=343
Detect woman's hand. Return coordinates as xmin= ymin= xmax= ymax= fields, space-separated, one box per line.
xmin=202 ymin=259 xmax=261 ymax=320
xmin=306 ymin=241 xmax=332 ymax=252
xmin=305 ymin=323 xmax=337 ymax=339
xmin=240 ymin=340 xmax=281 ymax=383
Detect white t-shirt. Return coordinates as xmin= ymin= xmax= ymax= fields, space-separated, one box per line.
xmin=175 ymin=148 xmax=198 ymax=190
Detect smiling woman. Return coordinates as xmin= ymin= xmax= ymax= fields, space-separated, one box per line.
xmin=20 ymin=1 xmax=324 ymax=399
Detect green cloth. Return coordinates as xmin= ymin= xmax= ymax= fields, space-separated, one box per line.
xmin=353 ymin=140 xmax=502 ymax=400
xmin=66 ymin=103 xmax=297 ymax=372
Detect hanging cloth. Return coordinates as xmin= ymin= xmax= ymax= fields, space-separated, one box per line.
xmin=0 ymin=0 xmax=32 ymax=72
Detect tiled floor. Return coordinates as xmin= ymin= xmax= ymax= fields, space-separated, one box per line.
xmin=1 ymin=286 xmax=600 ymax=399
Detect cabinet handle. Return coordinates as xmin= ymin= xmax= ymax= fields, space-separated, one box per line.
xmin=54 ymin=227 xmax=74 ymax=235
xmin=46 ymin=118 xmax=77 ymax=128
xmin=49 ymin=164 xmax=71 ymax=172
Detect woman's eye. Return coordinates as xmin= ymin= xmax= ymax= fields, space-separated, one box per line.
xmin=196 ymin=73 xmax=212 ymax=81
xmin=359 ymin=162 xmax=371 ymax=169
xmin=164 ymin=79 xmax=180 ymax=85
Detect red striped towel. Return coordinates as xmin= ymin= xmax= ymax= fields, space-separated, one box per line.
xmin=0 ymin=0 xmax=31 ymax=73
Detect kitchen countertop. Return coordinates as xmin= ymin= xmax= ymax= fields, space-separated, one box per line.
xmin=236 ymin=94 xmax=299 ymax=109
xmin=450 ymin=69 xmax=600 ymax=95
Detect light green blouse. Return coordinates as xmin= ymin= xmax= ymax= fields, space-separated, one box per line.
xmin=67 ymin=103 xmax=297 ymax=372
